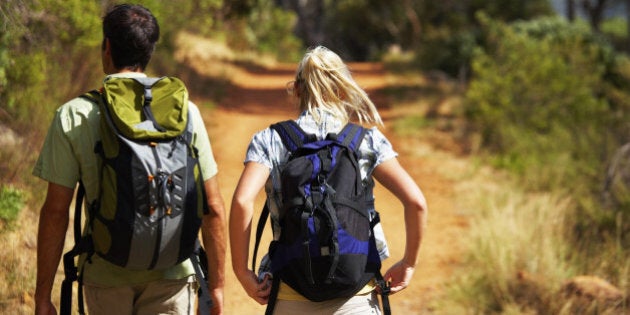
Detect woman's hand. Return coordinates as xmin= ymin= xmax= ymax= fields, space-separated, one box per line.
xmin=382 ymin=260 xmax=415 ymax=294
xmin=236 ymin=269 xmax=272 ymax=305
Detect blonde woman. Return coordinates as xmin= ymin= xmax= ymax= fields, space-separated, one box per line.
xmin=230 ymin=46 xmax=427 ymax=314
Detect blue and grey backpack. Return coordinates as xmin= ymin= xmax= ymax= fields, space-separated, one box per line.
xmin=253 ymin=120 xmax=391 ymax=315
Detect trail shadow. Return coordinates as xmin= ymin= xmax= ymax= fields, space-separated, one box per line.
xmin=220 ymin=84 xmax=297 ymax=115
xmin=178 ymin=64 xmax=231 ymax=103
xmin=231 ymin=60 xmax=296 ymax=76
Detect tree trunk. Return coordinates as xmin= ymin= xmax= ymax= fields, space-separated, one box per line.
xmin=567 ymin=0 xmax=576 ymax=21
xmin=581 ymin=0 xmax=609 ymax=32
xmin=403 ymin=0 xmax=422 ymax=47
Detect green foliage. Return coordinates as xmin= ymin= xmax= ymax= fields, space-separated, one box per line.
xmin=465 ymin=16 xmax=618 ymax=192
xmin=323 ymin=0 xmax=406 ymax=60
xmin=1 ymin=0 xmax=102 ymax=125
xmin=0 ymin=33 xmax=9 ymax=95
xmin=0 ymin=186 xmax=24 ymax=231
xmin=414 ymin=28 xmax=477 ymax=77
xmin=244 ymin=0 xmax=302 ymax=61
xmin=601 ymin=17 xmax=627 ymax=38
xmin=468 ymin=0 xmax=553 ymax=22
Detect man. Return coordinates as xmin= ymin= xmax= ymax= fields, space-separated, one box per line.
xmin=33 ymin=4 xmax=225 ymax=315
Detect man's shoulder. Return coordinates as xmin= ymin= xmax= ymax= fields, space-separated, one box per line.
xmin=187 ymin=101 xmax=200 ymax=115
xmin=52 ymin=93 xmax=101 ymax=131
xmin=57 ymin=92 xmax=100 ymax=115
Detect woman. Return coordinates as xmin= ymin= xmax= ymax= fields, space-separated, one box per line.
xmin=230 ymin=46 xmax=427 ymax=314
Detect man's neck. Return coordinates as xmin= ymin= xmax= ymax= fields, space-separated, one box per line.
xmin=105 ymin=66 xmax=144 ymax=75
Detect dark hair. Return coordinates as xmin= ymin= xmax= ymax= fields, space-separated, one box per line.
xmin=102 ymin=4 xmax=159 ymax=71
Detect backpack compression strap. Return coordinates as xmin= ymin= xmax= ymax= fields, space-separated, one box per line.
xmin=133 ymin=77 xmax=167 ymax=132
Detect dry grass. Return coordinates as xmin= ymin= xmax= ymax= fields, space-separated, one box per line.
xmin=0 ymin=206 xmax=39 ymax=314
xmin=444 ymin=162 xmax=577 ymax=314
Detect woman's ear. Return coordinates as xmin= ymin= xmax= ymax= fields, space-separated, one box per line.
xmin=294 ymin=80 xmax=300 ymax=97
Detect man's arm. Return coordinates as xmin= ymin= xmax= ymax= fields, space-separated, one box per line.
xmin=201 ymin=176 xmax=226 ymax=315
xmin=35 ymin=182 xmax=75 ymax=315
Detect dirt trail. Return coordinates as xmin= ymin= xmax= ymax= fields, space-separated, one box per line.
xmin=192 ymin=61 xmax=468 ymax=314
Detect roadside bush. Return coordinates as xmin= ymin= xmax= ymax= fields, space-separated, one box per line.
xmin=244 ymin=0 xmax=301 ymax=62
xmin=415 ymin=28 xmax=477 ymax=79
xmin=465 ymin=16 xmax=619 ymax=193
xmin=0 ymin=185 xmax=24 ymax=231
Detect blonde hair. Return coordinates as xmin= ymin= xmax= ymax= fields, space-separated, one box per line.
xmin=293 ymin=46 xmax=383 ymax=126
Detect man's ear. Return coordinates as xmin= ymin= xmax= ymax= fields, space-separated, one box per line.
xmin=101 ymin=38 xmax=116 ymax=74
xmin=102 ymin=38 xmax=111 ymax=55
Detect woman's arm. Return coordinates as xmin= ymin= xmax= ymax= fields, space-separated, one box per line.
xmin=229 ymin=161 xmax=272 ymax=304
xmin=372 ymin=158 xmax=428 ymax=293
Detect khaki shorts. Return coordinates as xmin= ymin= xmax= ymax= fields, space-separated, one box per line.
xmin=273 ymin=291 xmax=382 ymax=315
xmin=83 ymin=275 xmax=198 ymax=315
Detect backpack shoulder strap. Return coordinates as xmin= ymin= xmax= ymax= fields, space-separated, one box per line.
xmin=190 ymin=240 xmax=213 ymax=314
xmin=270 ymin=120 xmax=315 ymax=152
xmin=329 ymin=123 xmax=367 ymax=151
xmin=79 ymin=89 xmax=102 ymax=104
xmin=61 ymin=181 xmax=92 ymax=315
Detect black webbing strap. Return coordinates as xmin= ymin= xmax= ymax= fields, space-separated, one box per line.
xmin=370 ymin=212 xmax=391 ymax=315
xmin=60 ymin=182 xmax=86 ymax=315
xmin=375 ymin=271 xmax=392 ymax=315
xmin=252 ymin=203 xmax=270 ymax=272
xmin=264 ymin=274 xmax=281 ymax=315
xmin=191 ymin=241 xmax=213 ymax=314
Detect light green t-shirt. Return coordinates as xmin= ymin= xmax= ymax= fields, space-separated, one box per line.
xmin=32 ymin=72 xmax=218 ymax=286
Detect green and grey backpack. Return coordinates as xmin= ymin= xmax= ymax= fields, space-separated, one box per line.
xmin=60 ymin=76 xmax=212 ymax=315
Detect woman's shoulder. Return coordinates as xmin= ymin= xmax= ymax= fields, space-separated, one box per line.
xmin=359 ymin=125 xmax=397 ymax=162
xmin=252 ymin=125 xmax=279 ymax=143
xmin=362 ymin=125 xmax=389 ymax=144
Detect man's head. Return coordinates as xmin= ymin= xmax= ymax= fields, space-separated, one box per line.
xmin=102 ymin=4 xmax=159 ymax=73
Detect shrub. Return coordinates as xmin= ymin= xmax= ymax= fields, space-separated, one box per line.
xmin=0 ymin=186 xmax=24 ymax=231
xmin=465 ymin=16 xmax=619 ymax=193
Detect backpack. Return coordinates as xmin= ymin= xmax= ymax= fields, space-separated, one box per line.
xmin=252 ymin=120 xmax=391 ymax=315
xmin=60 ymin=76 xmax=212 ymax=315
